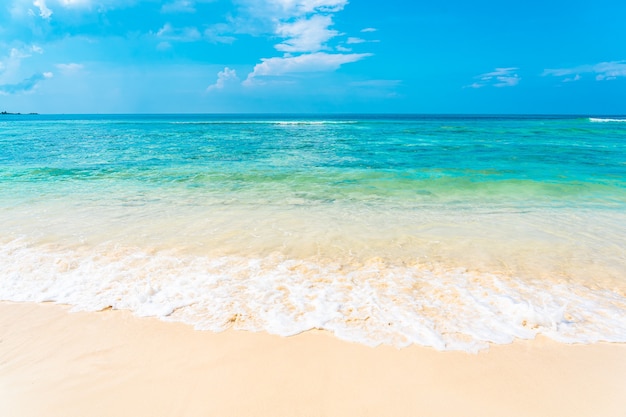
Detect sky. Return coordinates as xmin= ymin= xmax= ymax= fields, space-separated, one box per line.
xmin=1 ymin=0 xmax=625 ymax=114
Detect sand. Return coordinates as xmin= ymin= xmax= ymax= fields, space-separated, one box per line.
xmin=1 ymin=301 xmax=625 ymax=417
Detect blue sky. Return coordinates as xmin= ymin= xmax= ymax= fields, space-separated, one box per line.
xmin=1 ymin=0 xmax=625 ymax=114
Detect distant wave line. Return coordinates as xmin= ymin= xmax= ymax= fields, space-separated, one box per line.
xmin=169 ymin=121 xmax=359 ymax=125
xmin=589 ymin=117 xmax=626 ymax=123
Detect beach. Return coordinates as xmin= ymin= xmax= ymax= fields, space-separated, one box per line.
xmin=1 ymin=115 xmax=626 ymax=415
xmin=1 ymin=301 xmax=626 ymax=417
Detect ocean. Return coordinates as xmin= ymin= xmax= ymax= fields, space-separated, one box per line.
xmin=1 ymin=114 xmax=625 ymax=352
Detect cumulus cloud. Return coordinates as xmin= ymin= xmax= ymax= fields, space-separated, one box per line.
xmin=543 ymin=61 xmax=626 ymax=81
xmin=275 ymin=15 xmax=338 ymax=52
xmin=236 ymin=1 xmax=348 ymax=53
xmin=33 ymin=0 xmax=53 ymax=19
xmin=239 ymin=0 xmax=373 ymax=86
xmin=207 ymin=67 xmax=239 ymax=91
xmin=468 ymin=67 xmax=520 ymax=88
xmin=1 ymin=47 xmax=42 ymax=81
xmin=0 ymin=72 xmax=52 ymax=95
xmin=244 ymin=52 xmax=371 ymax=85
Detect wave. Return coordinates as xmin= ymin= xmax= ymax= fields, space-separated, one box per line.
xmin=2 ymin=239 xmax=625 ymax=352
xmin=168 ymin=120 xmax=358 ymax=126
xmin=589 ymin=117 xmax=626 ymax=123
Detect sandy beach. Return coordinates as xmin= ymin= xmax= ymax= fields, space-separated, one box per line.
xmin=1 ymin=301 xmax=625 ymax=417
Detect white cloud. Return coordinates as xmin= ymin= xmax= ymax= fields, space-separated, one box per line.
xmin=9 ymin=48 xmax=31 ymax=60
xmin=468 ymin=67 xmax=520 ymax=88
xmin=156 ymin=23 xmax=202 ymax=42
xmin=207 ymin=67 xmax=239 ymax=91
xmin=360 ymin=27 xmax=377 ymax=33
xmin=56 ymin=63 xmax=84 ymax=74
xmin=33 ymin=0 xmax=53 ymax=19
xmin=244 ymin=52 xmax=371 ymax=85
xmin=9 ymin=0 xmax=121 ymax=21
xmin=157 ymin=41 xmax=172 ymax=51
xmin=0 ymin=44 xmax=55 ymax=95
xmin=204 ymin=24 xmax=237 ymax=44
xmin=57 ymin=0 xmax=132 ymax=8
xmin=161 ymin=0 xmax=196 ymax=13
xmin=0 ymin=72 xmax=52 ymax=94
xmin=562 ymin=74 xmax=581 ymax=83
xmin=263 ymin=0 xmax=348 ymax=15
xmin=543 ymin=60 xmax=626 ymax=82
xmin=232 ymin=0 xmax=352 ymax=51
xmin=58 ymin=0 xmax=91 ymax=6
xmin=1 ymin=47 xmax=37 ymax=82
xmin=346 ymin=37 xmax=365 ymax=44
xmin=236 ymin=0 xmax=373 ymax=86
xmin=350 ymin=79 xmax=401 ymax=88
xmin=275 ymin=15 xmax=338 ymax=52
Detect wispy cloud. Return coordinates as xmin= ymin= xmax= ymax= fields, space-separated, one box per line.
xmin=57 ymin=0 xmax=92 ymax=6
xmin=0 ymin=72 xmax=52 ymax=95
xmin=156 ymin=21 xmax=235 ymax=45
xmin=244 ymin=52 xmax=371 ymax=85
xmin=161 ymin=0 xmax=196 ymax=14
xmin=350 ymin=79 xmax=401 ymax=88
xmin=28 ymin=0 xmax=94 ymax=19
xmin=543 ymin=60 xmax=626 ymax=81
xmin=360 ymin=27 xmax=377 ymax=33
xmin=156 ymin=23 xmax=202 ymax=42
xmin=203 ymin=24 xmax=237 ymax=44
xmin=562 ymin=74 xmax=581 ymax=83
xmin=266 ymin=0 xmax=348 ymax=15
xmin=207 ymin=67 xmax=239 ymax=91
xmin=467 ymin=67 xmax=520 ymax=88
xmin=56 ymin=63 xmax=84 ymax=74
xmin=346 ymin=37 xmax=366 ymax=44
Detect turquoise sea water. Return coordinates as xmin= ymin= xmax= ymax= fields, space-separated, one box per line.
xmin=1 ymin=114 xmax=625 ymax=351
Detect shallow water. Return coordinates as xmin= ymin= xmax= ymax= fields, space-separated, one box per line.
xmin=1 ymin=114 xmax=625 ymax=351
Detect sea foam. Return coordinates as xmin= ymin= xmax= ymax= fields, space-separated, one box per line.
xmin=2 ymin=238 xmax=626 ymax=352
xmin=589 ymin=117 xmax=626 ymax=123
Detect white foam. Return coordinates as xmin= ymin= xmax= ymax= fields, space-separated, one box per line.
xmin=589 ymin=117 xmax=626 ymax=123
xmin=168 ymin=120 xmax=356 ymax=125
xmin=1 ymin=239 xmax=625 ymax=352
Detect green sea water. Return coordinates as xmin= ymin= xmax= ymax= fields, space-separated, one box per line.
xmin=1 ymin=114 xmax=625 ymax=351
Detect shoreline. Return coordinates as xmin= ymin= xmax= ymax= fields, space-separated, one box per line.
xmin=1 ymin=301 xmax=625 ymax=417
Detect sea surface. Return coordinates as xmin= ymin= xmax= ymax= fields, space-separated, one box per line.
xmin=1 ymin=114 xmax=625 ymax=351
